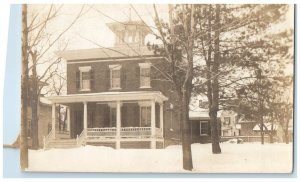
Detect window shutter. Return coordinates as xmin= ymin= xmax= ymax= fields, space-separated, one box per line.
xmin=121 ymin=67 xmax=126 ymax=89
xmin=76 ymin=70 xmax=80 ymax=90
xmin=90 ymin=69 xmax=95 ymax=91
xmin=136 ymin=65 xmax=140 ymax=88
xmin=106 ymin=67 xmax=111 ymax=90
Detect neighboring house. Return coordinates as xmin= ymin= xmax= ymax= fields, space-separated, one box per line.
xmin=189 ymin=109 xmax=220 ymax=144
xmin=26 ymin=77 xmax=52 ymax=148
xmin=27 ymin=97 xmax=52 ymax=148
xmin=220 ymin=110 xmax=240 ymax=137
xmin=44 ymin=20 xmax=182 ymax=149
xmin=197 ymin=99 xmax=240 ymax=137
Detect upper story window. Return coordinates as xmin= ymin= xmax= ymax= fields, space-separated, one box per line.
xmin=116 ymin=31 xmax=125 ymax=44
xmin=109 ymin=64 xmax=121 ymax=89
xmin=138 ymin=101 xmax=151 ymax=127
xmin=139 ymin=63 xmax=151 ymax=88
xmin=127 ymin=30 xmax=135 ymax=43
xmin=77 ymin=66 xmax=92 ymax=91
xmin=140 ymin=106 xmax=151 ymax=127
xmin=224 ymin=117 xmax=231 ymax=125
xmin=200 ymin=121 xmax=209 ymax=136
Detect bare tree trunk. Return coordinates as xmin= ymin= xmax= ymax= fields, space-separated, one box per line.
xmin=284 ymin=121 xmax=289 ymax=144
xmin=210 ymin=4 xmax=222 ymax=154
xmin=30 ymin=52 xmax=39 ymax=150
xmin=260 ymin=121 xmax=265 ymax=145
xmin=20 ymin=4 xmax=29 ymax=170
xmin=284 ymin=132 xmax=289 ymax=144
xmin=269 ymin=123 xmax=274 ymax=144
xmin=179 ymin=91 xmax=193 ymax=170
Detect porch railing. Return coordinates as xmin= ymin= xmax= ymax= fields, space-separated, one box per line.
xmin=87 ymin=127 xmax=117 ymax=138
xmin=43 ymin=129 xmax=53 ymax=150
xmin=120 ymin=127 xmax=151 ymax=137
xmin=87 ymin=127 xmax=162 ymax=139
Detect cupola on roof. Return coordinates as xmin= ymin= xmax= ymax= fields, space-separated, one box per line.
xmin=106 ymin=20 xmax=151 ymax=47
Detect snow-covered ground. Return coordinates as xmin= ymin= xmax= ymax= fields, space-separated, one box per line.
xmin=27 ymin=143 xmax=293 ymax=173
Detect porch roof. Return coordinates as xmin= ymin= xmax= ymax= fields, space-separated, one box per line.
xmin=44 ymin=91 xmax=168 ymax=104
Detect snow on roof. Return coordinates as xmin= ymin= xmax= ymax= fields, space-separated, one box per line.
xmin=39 ymin=97 xmax=52 ymax=105
xmin=55 ymin=46 xmax=156 ymax=61
xmin=44 ymin=91 xmax=168 ymax=104
xmin=189 ymin=110 xmax=210 ymax=120
xmin=237 ymin=117 xmax=256 ymax=123
xmin=189 ymin=107 xmax=222 ymax=120
xmin=253 ymin=122 xmax=278 ymax=131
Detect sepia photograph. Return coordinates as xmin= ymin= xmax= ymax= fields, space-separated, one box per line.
xmin=3 ymin=3 xmax=294 ymax=174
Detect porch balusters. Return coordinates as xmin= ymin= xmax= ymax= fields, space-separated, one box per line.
xmin=151 ymin=100 xmax=156 ymax=149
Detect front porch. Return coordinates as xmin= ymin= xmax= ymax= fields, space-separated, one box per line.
xmin=44 ymin=91 xmax=168 ymax=149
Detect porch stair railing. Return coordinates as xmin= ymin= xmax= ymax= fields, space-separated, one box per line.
xmin=43 ymin=129 xmax=53 ymax=150
xmin=76 ymin=129 xmax=86 ymax=147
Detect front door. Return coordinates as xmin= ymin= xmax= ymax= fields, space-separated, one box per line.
xmin=110 ymin=107 xmax=116 ymax=127
xmin=75 ymin=110 xmax=83 ymax=136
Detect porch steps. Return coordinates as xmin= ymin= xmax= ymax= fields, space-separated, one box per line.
xmin=48 ymin=139 xmax=78 ymax=149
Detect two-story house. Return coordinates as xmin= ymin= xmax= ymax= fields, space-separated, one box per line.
xmin=44 ymin=20 xmax=184 ymax=149
xmin=26 ymin=78 xmax=52 ymax=148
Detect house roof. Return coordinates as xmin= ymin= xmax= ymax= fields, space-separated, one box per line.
xmin=253 ymin=122 xmax=279 ymax=131
xmin=106 ymin=20 xmax=151 ymax=34
xmin=189 ymin=109 xmax=210 ymax=120
xmin=40 ymin=97 xmax=52 ymax=105
xmin=55 ymin=46 xmax=157 ymax=61
xmin=44 ymin=91 xmax=168 ymax=104
xmin=189 ymin=108 xmax=222 ymax=121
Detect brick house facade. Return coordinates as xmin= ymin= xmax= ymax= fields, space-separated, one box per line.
xmin=44 ymin=20 xmax=188 ymax=149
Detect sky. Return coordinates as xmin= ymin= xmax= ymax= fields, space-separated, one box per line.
xmin=28 ymin=4 xmax=168 ymax=50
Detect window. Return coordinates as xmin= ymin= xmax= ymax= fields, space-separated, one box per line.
xmin=109 ymin=65 xmax=121 ymax=89
xmin=128 ymin=31 xmax=135 ymax=43
xmin=135 ymin=31 xmax=139 ymax=43
xmin=139 ymin=63 xmax=151 ymax=88
xmin=200 ymin=121 xmax=209 ymax=136
xmin=81 ymin=72 xmax=90 ymax=90
xmin=224 ymin=117 xmax=231 ymax=125
xmin=140 ymin=106 xmax=151 ymax=127
xmin=78 ymin=66 xmax=92 ymax=91
xmin=222 ymin=130 xmax=231 ymax=136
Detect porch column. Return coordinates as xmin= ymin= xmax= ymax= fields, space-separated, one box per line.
xmin=52 ymin=103 xmax=56 ymax=139
xmin=151 ymin=100 xmax=156 ymax=149
xmin=159 ymin=103 xmax=164 ymax=137
xmin=83 ymin=101 xmax=87 ymax=136
xmin=116 ymin=100 xmax=121 ymax=149
xmin=67 ymin=107 xmax=70 ymax=132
